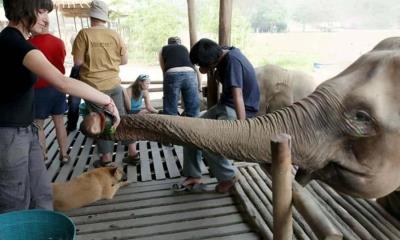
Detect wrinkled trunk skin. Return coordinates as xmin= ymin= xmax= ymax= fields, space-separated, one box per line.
xmin=104 ymin=86 xmax=343 ymax=171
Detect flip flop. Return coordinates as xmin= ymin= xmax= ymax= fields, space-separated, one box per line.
xmin=171 ymin=182 xmax=209 ymax=193
xmin=93 ymin=160 xmax=113 ymax=168
xmin=59 ymin=155 xmax=71 ymax=164
xmin=122 ymin=154 xmax=140 ymax=165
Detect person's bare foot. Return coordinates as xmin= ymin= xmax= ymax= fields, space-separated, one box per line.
xmin=215 ymin=175 xmax=239 ymax=193
xmin=181 ymin=177 xmax=202 ymax=187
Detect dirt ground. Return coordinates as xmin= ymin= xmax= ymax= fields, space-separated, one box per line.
xmin=245 ymin=29 xmax=400 ymax=83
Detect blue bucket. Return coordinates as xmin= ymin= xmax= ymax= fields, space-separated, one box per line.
xmin=0 ymin=209 xmax=76 ymax=240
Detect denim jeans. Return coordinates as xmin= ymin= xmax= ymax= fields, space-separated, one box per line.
xmin=183 ymin=103 xmax=237 ymax=182
xmin=163 ymin=71 xmax=199 ymax=117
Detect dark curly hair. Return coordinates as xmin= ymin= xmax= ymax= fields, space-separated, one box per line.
xmin=3 ymin=0 xmax=53 ymax=30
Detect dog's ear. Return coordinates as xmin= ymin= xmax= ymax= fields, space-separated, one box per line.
xmin=109 ymin=166 xmax=118 ymax=175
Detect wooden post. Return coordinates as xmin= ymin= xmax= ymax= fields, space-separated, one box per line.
xmin=271 ymin=134 xmax=292 ymax=240
xmin=55 ymin=7 xmax=62 ymax=39
xmin=187 ymin=0 xmax=197 ymax=48
xmin=292 ymin=182 xmax=343 ymax=240
xmin=205 ymin=0 xmax=234 ymax=108
xmin=219 ymin=0 xmax=232 ymax=46
xmin=73 ymin=17 xmax=77 ymax=32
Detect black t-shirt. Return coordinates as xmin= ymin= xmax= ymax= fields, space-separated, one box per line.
xmin=161 ymin=44 xmax=194 ymax=71
xmin=0 ymin=27 xmax=36 ymax=127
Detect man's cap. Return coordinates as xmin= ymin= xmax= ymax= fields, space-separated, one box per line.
xmin=168 ymin=36 xmax=181 ymax=45
xmin=90 ymin=0 xmax=109 ymax=22
xmin=137 ymin=74 xmax=150 ymax=81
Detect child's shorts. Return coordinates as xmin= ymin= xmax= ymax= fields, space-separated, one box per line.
xmin=34 ymin=87 xmax=67 ymax=119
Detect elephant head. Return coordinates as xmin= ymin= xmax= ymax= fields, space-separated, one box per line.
xmin=82 ymin=37 xmax=400 ymax=199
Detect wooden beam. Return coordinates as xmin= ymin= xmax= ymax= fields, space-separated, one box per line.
xmin=218 ymin=0 xmax=232 ymax=46
xmin=292 ymin=182 xmax=343 ymax=240
xmin=271 ymin=134 xmax=293 ymax=240
xmin=55 ymin=8 xmax=62 ymax=39
xmin=73 ymin=16 xmax=77 ymax=32
xmin=186 ymin=0 xmax=197 ymax=48
xmin=206 ymin=0 xmax=233 ymax=108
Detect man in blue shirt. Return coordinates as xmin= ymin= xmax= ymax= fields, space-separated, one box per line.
xmin=174 ymin=38 xmax=260 ymax=193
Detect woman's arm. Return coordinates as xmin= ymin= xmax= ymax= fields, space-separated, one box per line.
xmin=122 ymin=86 xmax=131 ymax=112
xmin=23 ymin=49 xmax=120 ymax=127
xmin=143 ymin=90 xmax=158 ymax=113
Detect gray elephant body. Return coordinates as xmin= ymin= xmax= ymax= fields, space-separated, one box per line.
xmin=256 ymin=64 xmax=318 ymax=114
xmin=84 ymin=37 xmax=400 ymax=200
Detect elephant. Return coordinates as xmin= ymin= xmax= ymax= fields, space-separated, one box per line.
xmin=82 ymin=37 xmax=400 ymax=199
xmin=255 ymin=64 xmax=318 ymax=114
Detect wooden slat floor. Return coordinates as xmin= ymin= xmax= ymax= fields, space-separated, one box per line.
xmin=44 ymin=118 xmax=400 ymax=240
xmin=43 ymin=118 xmax=261 ymax=240
xmin=233 ymin=164 xmax=400 ymax=240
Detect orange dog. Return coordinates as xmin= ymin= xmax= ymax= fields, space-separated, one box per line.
xmin=53 ymin=167 xmax=128 ymax=211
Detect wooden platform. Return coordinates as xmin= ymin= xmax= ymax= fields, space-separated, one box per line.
xmin=44 ymin=118 xmax=400 ymax=239
xmin=44 ymin=119 xmax=260 ymax=239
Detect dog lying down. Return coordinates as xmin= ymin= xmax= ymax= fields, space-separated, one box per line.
xmin=53 ymin=166 xmax=129 ymax=212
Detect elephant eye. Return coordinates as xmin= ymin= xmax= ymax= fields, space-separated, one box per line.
xmin=345 ymin=109 xmax=376 ymax=137
xmin=354 ymin=110 xmax=371 ymax=122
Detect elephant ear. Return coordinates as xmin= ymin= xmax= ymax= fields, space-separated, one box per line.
xmin=344 ymin=109 xmax=377 ymax=137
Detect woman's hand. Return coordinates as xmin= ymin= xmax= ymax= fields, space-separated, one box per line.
xmin=104 ymin=98 xmax=121 ymax=129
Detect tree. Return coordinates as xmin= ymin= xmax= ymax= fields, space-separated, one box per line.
xmin=249 ymin=0 xmax=288 ymax=32
xmin=113 ymin=0 xmax=185 ymax=63
xmin=198 ymin=0 xmax=251 ymax=48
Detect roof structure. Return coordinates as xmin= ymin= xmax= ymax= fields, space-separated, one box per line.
xmin=53 ymin=0 xmax=93 ymax=18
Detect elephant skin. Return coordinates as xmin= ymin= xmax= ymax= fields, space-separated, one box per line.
xmin=255 ymin=64 xmax=318 ymax=114
xmin=82 ymin=37 xmax=400 ymax=199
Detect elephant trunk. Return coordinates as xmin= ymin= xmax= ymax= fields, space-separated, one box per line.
xmin=85 ymin=87 xmax=343 ymax=170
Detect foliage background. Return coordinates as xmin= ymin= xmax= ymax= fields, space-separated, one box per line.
xmin=107 ymin=0 xmax=400 ymax=69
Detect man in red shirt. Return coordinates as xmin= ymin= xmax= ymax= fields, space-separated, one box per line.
xmin=28 ymin=24 xmax=69 ymax=163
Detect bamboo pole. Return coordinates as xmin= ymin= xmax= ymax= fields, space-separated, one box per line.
xmin=310 ymin=183 xmax=374 ymax=239
xmin=55 ymin=8 xmax=62 ymax=39
xmin=233 ymin=181 xmax=273 ymax=239
xmin=322 ymin=185 xmax=388 ymax=239
xmin=206 ymin=0 xmax=233 ymax=108
xmin=271 ymin=134 xmax=293 ymax=240
xmin=186 ymin=0 xmax=197 ymax=48
xmin=306 ymin=184 xmax=361 ymax=239
xmin=243 ymin=167 xmax=311 ymax=240
xmin=249 ymin=166 xmax=316 ymax=240
xmin=238 ymin=170 xmax=274 ymax=229
xmin=342 ymin=194 xmax=399 ymax=239
xmin=218 ymin=0 xmax=232 ymax=46
xmin=292 ymin=182 xmax=343 ymax=240
xmin=73 ymin=16 xmax=77 ymax=32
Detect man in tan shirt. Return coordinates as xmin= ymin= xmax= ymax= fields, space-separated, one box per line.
xmin=72 ymin=0 xmax=129 ymax=167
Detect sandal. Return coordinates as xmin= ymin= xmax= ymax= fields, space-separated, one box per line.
xmin=93 ymin=159 xmax=113 ymax=168
xmin=59 ymin=155 xmax=70 ymax=164
xmin=122 ymin=154 xmax=140 ymax=165
xmin=171 ymin=182 xmax=209 ymax=193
